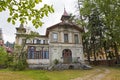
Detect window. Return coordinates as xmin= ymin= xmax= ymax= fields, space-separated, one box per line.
xmin=37 ymin=39 xmax=41 ymax=44
xmin=64 ymin=34 xmax=68 ymax=43
xmin=33 ymin=39 xmax=37 ymax=44
xmin=28 ymin=46 xmax=35 ymax=59
xmin=41 ymin=40 xmax=43 ymax=44
xmin=43 ymin=51 xmax=49 ymax=59
xmin=53 ymin=33 xmax=58 ymax=42
xmin=34 ymin=51 xmax=49 ymax=59
xmin=74 ymin=34 xmax=79 ymax=44
xmin=28 ymin=46 xmax=49 ymax=59
xmin=43 ymin=40 xmax=45 ymax=44
xmin=34 ymin=51 xmax=42 ymax=59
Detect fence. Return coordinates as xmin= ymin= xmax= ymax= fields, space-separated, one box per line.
xmin=90 ymin=60 xmax=117 ymax=66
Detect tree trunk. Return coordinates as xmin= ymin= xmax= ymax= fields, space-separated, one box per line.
xmin=113 ymin=42 xmax=119 ymax=64
xmin=87 ymin=44 xmax=91 ymax=63
xmin=19 ymin=39 xmax=27 ymax=60
xmin=103 ymin=41 xmax=108 ymax=60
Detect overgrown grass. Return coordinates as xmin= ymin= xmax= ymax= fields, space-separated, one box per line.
xmin=103 ymin=67 xmax=120 ymax=80
xmin=0 ymin=66 xmax=120 ymax=80
xmin=0 ymin=69 xmax=95 ymax=80
xmin=45 ymin=70 xmax=95 ymax=80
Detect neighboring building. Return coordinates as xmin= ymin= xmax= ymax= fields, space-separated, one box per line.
xmin=0 ymin=28 xmax=3 ymax=46
xmin=5 ymin=41 xmax=14 ymax=49
xmin=0 ymin=28 xmax=3 ymax=40
xmin=0 ymin=28 xmax=13 ymax=53
xmin=15 ymin=9 xmax=84 ymax=69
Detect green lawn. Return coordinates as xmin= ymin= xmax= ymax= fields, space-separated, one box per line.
xmin=0 ymin=69 xmax=95 ymax=80
xmin=0 ymin=67 xmax=120 ymax=80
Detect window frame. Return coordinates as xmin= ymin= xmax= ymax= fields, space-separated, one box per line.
xmin=74 ymin=34 xmax=79 ymax=44
xmin=64 ymin=33 xmax=69 ymax=43
xmin=52 ymin=33 xmax=58 ymax=42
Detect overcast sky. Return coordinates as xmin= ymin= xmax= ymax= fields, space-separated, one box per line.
xmin=0 ymin=0 xmax=78 ymax=43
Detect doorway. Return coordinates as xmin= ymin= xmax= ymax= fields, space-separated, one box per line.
xmin=62 ymin=49 xmax=72 ymax=63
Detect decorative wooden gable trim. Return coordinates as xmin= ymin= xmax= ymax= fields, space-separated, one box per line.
xmin=46 ymin=22 xmax=84 ymax=36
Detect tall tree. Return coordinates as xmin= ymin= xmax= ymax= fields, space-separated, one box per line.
xmin=78 ymin=0 xmax=120 ymax=63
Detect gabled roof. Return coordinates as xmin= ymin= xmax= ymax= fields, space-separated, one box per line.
xmin=46 ymin=21 xmax=84 ymax=36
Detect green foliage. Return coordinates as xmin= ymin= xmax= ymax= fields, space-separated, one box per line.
xmin=80 ymin=0 xmax=120 ymax=43
xmin=6 ymin=55 xmax=14 ymax=67
xmin=54 ymin=59 xmax=59 ymax=65
xmin=0 ymin=0 xmax=54 ymax=28
xmin=10 ymin=59 xmax=28 ymax=71
xmin=78 ymin=0 xmax=120 ymax=62
xmin=0 ymin=47 xmax=8 ymax=68
xmin=0 ymin=47 xmax=14 ymax=68
xmin=11 ymin=31 xmax=40 ymax=71
xmin=0 ymin=45 xmax=27 ymax=70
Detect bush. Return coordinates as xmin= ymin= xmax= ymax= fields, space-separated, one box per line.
xmin=0 ymin=46 xmax=28 ymax=70
xmin=6 ymin=55 xmax=14 ymax=68
xmin=10 ymin=59 xmax=28 ymax=71
xmin=8 ymin=50 xmax=28 ymax=71
xmin=54 ymin=59 xmax=59 ymax=65
xmin=0 ymin=47 xmax=8 ymax=68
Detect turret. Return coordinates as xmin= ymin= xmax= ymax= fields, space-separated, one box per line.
xmin=16 ymin=24 xmax=26 ymax=34
xmin=61 ymin=8 xmax=70 ymax=22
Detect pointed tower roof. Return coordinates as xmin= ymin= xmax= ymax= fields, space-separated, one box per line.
xmin=63 ymin=8 xmax=69 ymax=16
xmin=19 ymin=24 xmax=24 ymax=28
xmin=16 ymin=24 xmax=26 ymax=33
xmin=61 ymin=8 xmax=70 ymax=22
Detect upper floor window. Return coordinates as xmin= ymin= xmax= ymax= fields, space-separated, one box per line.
xmin=37 ymin=39 xmax=41 ymax=44
xmin=43 ymin=40 xmax=45 ymax=44
xmin=64 ymin=34 xmax=68 ymax=43
xmin=74 ymin=34 xmax=79 ymax=44
xmin=53 ymin=33 xmax=58 ymax=42
xmin=41 ymin=40 xmax=43 ymax=44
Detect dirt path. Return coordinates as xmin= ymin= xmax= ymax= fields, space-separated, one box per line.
xmin=71 ymin=68 xmax=110 ymax=80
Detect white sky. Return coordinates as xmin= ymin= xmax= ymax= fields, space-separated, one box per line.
xmin=0 ymin=0 xmax=78 ymax=43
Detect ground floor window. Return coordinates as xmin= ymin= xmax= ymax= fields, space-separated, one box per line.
xmin=28 ymin=46 xmax=35 ymax=59
xmin=28 ymin=46 xmax=49 ymax=59
xmin=34 ymin=51 xmax=49 ymax=59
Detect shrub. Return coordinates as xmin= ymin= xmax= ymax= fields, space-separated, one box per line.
xmin=10 ymin=59 xmax=28 ymax=71
xmin=8 ymin=51 xmax=28 ymax=71
xmin=54 ymin=59 xmax=59 ymax=65
xmin=0 ymin=47 xmax=8 ymax=68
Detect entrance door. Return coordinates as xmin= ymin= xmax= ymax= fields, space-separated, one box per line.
xmin=62 ymin=49 xmax=72 ymax=63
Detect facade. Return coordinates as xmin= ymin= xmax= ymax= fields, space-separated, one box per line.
xmin=15 ymin=9 xmax=84 ymax=68
xmin=0 ymin=28 xmax=13 ymax=53
xmin=0 ymin=28 xmax=3 ymax=46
